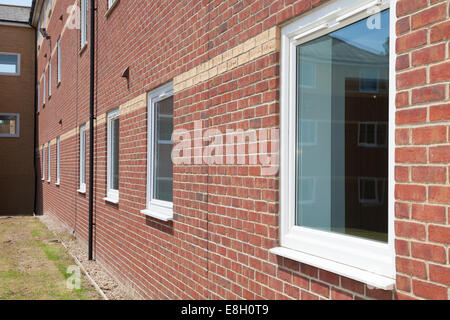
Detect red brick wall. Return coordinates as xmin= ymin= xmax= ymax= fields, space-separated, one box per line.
xmin=394 ymin=0 xmax=449 ymax=300
xmin=36 ymin=0 xmax=449 ymax=300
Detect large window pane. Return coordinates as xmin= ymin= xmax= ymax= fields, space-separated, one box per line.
xmin=153 ymin=96 xmax=173 ymax=202
xmin=0 ymin=114 xmax=18 ymax=136
xmin=295 ymin=10 xmax=390 ymax=242
xmin=112 ymin=118 xmax=119 ymax=190
xmin=56 ymin=137 xmax=60 ymax=184
xmin=47 ymin=142 xmax=51 ymax=182
xmin=0 ymin=54 xmax=18 ymax=74
xmin=80 ymin=126 xmax=86 ymax=187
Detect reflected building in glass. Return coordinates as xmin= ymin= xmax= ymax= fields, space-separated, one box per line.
xmin=296 ymin=10 xmax=390 ymax=242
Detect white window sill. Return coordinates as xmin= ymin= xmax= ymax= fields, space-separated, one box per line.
xmin=103 ymin=197 xmax=119 ymax=204
xmin=269 ymin=247 xmax=395 ymax=290
xmin=56 ymin=182 xmax=60 ymax=186
xmin=140 ymin=209 xmax=173 ymax=222
xmin=77 ymin=188 xmax=86 ymax=194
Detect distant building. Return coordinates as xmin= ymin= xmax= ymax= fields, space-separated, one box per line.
xmin=0 ymin=5 xmax=35 ymax=216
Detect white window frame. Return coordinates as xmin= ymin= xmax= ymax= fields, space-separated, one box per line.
xmin=0 ymin=53 xmax=20 ymax=76
xmin=48 ymin=58 xmax=52 ymax=97
xmin=42 ymin=72 xmax=46 ymax=106
xmin=273 ymin=0 xmax=396 ymax=290
xmin=104 ymin=109 xmax=120 ymax=203
xmin=81 ymin=0 xmax=88 ymax=47
xmin=47 ymin=141 xmax=51 ymax=182
xmin=57 ymin=38 xmax=61 ymax=84
xmin=37 ymin=83 xmax=40 ymax=113
xmin=358 ymin=121 xmax=378 ymax=147
xmin=141 ymin=83 xmax=174 ymax=221
xmin=56 ymin=137 xmax=61 ymax=185
xmin=78 ymin=124 xmax=86 ymax=193
xmin=358 ymin=121 xmax=388 ymax=147
xmin=42 ymin=144 xmax=46 ymax=181
xmin=0 ymin=113 xmax=20 ymax=138
xmin=358 ymin=177 xmax=386 ymax=205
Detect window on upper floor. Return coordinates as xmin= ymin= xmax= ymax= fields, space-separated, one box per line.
xmin=79 ymin=124 xmax=86 ymax=193
xmin=47 ymin=141 xmax=51 ymax=182
xmin=0 ymin=113 xmax=20 ymax=138
xmin=56 ymin=137 xmax=61 ymax=185
xmin=42 ymin=72 xmax=46 ymax=106
xmin=0 ymin=53 xmax=20 ymax=76
xmin=358 ymin=121 xmax=387 ymax=148
xmin=48 ymin=59 xmax=52 ymax=98
xmin=105 ymin=109 xmax=120 ymax=203
xmin=57 ymin=39 xmax=61 ymax=84
xmin=275 ymin=0 xmax=395 ymax=289
xmin=42 ymin=144 xmax=46 ymax=181
xmin=37 ymin=84 xmax=40 ymax=113
xmin=141 ymin=83 xmax=174 ymax=221
xmin=81 ymin=0 xmax=88 ymax=47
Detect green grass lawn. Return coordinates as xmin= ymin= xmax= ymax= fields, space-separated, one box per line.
xmin=0 ymin=217 xmax=101 ymax=300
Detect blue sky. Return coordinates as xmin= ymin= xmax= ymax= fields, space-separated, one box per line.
xmin=0 ymin=0 xmax=32 ymax=6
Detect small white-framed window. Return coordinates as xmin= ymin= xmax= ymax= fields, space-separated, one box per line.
xmin=358 ymin=177 xmax=386 ymax=205
xmin=358 ymin=121 xmax=377 ymax=147
xmin=42 ymin=144 xmax=46 ymax=181
xmin=274 ymin=0 xmax=395 ymax=290
xmin=47 ymin=141 xmax=51 ymax=182
xmin=48 ymin=58 xmax=52 ymax=97
xmin=141 ymin=83 xmax=174 ymax=221
xmin=37 ymin=83 xmax=40 ymax=113
xmin=57 ymin=38 xmax=61 ymax=84
xmin=105 ymin=109 xmax=120 ymax=203
xmin=42 ymin=72 xmax=46 ymax=106
xmin=0 ymin=53 xmax=20 ymax=76
xmin=56 ymin=137 xmax=61 ymax=185
xmin=81 ymin=0 xmax=88 ymax=47
xmin=78 ymin=124 xmax=86 ymax=193
xmin=0 ymin=113 xmax=20 ymax=138
xmin=358 ymin=121 xmax=387 ymax=147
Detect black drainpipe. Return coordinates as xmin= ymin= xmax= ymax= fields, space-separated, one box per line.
xmin=32 ymin=22 xmax=38 ymax=216
xmin=88 ymin=0 xmax=96 ymax=261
